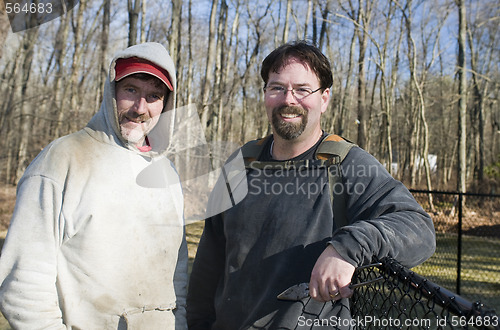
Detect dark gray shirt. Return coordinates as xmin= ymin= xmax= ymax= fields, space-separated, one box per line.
xmin=187 ymin=136 xmax=435 ymax=329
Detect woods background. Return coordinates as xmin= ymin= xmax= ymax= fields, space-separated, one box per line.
xmin=0 ymin=0 xmax=499 ymax=193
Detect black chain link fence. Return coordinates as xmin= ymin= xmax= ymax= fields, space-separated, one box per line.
xmin=409 ymin=191 xmax=500 ymax=310
xmin=285 ymin=191 xmax=500 ymax=329
xmin=274 ymin=258 xmax=498 ymax=329
xmin=351 ymin=258 xmax=499 ymax=330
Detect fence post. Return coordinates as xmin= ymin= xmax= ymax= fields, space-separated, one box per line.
xmin=457 ymin=192 xmax=463 ymax=295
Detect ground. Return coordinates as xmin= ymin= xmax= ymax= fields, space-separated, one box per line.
xmin=0 ymin=185 xmax=15 ymax=233
xmin=0 ymin=184 xmax=498 ymax=325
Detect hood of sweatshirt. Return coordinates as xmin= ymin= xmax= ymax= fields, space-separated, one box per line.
xmin=85 ymin=42 xmax=177 ymax=157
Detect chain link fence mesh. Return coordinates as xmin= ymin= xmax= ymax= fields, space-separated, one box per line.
xmin=410 ymin=191 xmax=500 ymax=310
xmin=351 ymin=258 xmax=499 ymax=330
xmin=272 ymin=258 xmax=499 ymax=329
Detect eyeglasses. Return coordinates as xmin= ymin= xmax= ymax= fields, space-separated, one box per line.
xmin=263 ymin=85 xmax=322 ymax=99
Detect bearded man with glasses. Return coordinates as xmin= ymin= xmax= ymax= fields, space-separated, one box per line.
xmin=187 ymin=41 xmax=435 ymax=329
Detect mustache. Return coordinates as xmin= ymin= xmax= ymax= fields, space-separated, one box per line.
xmin=120 ymin=113 xmax=151 ymax=123
xmin=273 ymin=105 xmax=307 ymax=116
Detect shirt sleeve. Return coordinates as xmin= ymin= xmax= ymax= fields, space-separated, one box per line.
xmin=173 ymin=232 xmax=189 ymax=330
xmin=330 ymin=147 xmax=436 ymax=268
xmin=0 ymin=175 xmax=66 ymax=329
xmin=186 ymin=214 xmax=226 ymax=330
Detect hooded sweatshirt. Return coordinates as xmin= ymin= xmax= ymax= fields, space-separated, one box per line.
xmin=0 ymin=42 xmax=188 ymax=329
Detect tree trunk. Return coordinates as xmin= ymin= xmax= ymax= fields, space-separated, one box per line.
xmin=128 ymin=0 xmax=141 ymax=46
xmin=457 ymin=0 xmax=467 ymax=194
xmin=15 ymin=26 xmax=39 ymax=183
xmin=226 ymin=5 xmax=240 ymax=143
xmin=169 ymin=0 xmax=182 ymax=77
xmin=356 ymin=0 xmax=368 ymax=150
xmin=318 ymin=1 xmax=329 ymax=49
xmin=54 ymin=0 xmax=86 ymax=138
xmin=49 ymin=12 xmax=70 ymax=138
xmin=200 ymin=0 xmax=219 ymax=138
xmin=334 ymin=23 xmax=356 ymax=137
xmin=282 ymin=0 xmax=292 ymax=43
xmin=303 ymin=0 xmax=312 ymax=40
xmin=0 ymin=1 xmax=9 ymax=60
xmin=376 ymin=1 xmax=397 ymax=173
xmin=97 ymin=0 xmax=111 ymax=107
xmin=402 ymin=0 xmax=420 ymax=187
xmin=140 ymin=0 xmax=146 ymax=43
xmin=186 ymin=0 xmax=194 ymax=105
xmin=214 ymin=0 xmax=228 ymax=143
xmin=467 ymin=26 xmax=486 ymax=184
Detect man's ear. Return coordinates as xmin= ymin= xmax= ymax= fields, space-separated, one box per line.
xmin=162 ymin=90 xmax=171 ymax=112
xmin=320 ymin=87 xmax=331 ymax=114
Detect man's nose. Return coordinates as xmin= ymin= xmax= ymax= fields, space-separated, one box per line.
xmin=283 ymin=89 xmax=298 ymax=104
xmin=134 ymin=96 xmax=148 ymax=114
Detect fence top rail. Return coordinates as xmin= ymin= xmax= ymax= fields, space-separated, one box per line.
xmin=375 ymin=257 xmax=499 ymax=329
xmin=409 ymin=189 xmax=500 ymax=198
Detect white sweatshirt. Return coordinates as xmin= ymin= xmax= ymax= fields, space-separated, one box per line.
xmin=0 ymin=42 xmax=188 ymax=329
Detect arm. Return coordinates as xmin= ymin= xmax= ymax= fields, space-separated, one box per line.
xmin=0 ymin=176 xmax=66 ymax=329
xmin=174 ymin=233 xmax=189 ymax=330
xmin=310 ymin=147 xmax=436 ymax=301
xmin=186 ymin=215 xmax=226 ymax=330
xmin=309 ymin=245 xmax=355 ymax=302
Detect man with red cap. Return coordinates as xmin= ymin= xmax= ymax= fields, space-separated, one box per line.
xmin=0 ymin=42 xmax=188 ymax=329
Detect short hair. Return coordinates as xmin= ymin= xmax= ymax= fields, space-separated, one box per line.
xmin=260 ymin=41 xmax=333 ymax=90
xmin=127 ymin=73 xmax=168 ymax=91
xmin=116 ymin=73 xmax=171 ymax=105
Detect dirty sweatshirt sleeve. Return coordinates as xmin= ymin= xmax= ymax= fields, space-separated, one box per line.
xmin=186 ymin=213 xmax=226 ymax=330
xmin=330 ymin=147 xmax=436 ymax=268
xmin=174 ymin=232 xmax=189 ymax=330
xmin=0 ymin=175 xmax=66 ymax=329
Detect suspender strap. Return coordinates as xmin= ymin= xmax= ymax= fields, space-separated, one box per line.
xmin=240 ymin=134 xmax=356 ymax=230
xmin=317 ymin=135 xmax=356 ymax=229
xmin=241 ymin=135 xmax=271 ymax=165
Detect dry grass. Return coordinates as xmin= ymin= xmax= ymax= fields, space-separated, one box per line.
xmin=0 ymin=185 xmax=15 ymax=233
xmin=0 ymin=186 xmax=16 ymax=328
xmin=0 ymin=185 xmax=498 ymax=325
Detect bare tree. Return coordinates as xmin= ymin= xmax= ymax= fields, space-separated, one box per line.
xmin=354 ymin=0 xmax=371 ymax=150
xmin=53 ymin=0 xmax=88 ymax=137
xmin=282 ymin=0 xmax=292 ymax=43
xmin=0 ymin=0 xmax=9 ymax=60
xmin=14 ymin=25 xmax=40 ymax=183
xmin=317 ymin=0 xmax=330 ymax=49
xmin=372 ymin=1 xmax=400 ymax=174
xmin=140 ymin=0 xmax=146 ymax=43
xmin=96 ymin=0 xmax=111 ymax=106
xmin=213 ymin=0 xmax=228 ymax=142
xmin=0 ymin=0 xmax=499 ymax=193
xmin=456 ymin=0 xmax=467 ymax=193
xmin=1 ymin=43 xmax=23 ymax=184
xmin=333 ymin=16 xmax=357 ymax=138
xmin=169 ymin=0 xmax=182 ymax=76
xmin=128 ymin=0 xmax=141 ymax=46
xmin=303 ymin=0 xmax=313 ymax=39
xmin=47 ymin=12 xmax=70 ymax=139
xmin=200 ymin=0 xmax=219 ymax=137
xmin=466 ymin=1 xmax=498 ymax=186
xmin=186 ymin=0 xmax=194 ymax=105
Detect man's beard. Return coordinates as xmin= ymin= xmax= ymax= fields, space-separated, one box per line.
xmin=272 ymin=105 xmax=308 ymax=140
xmin=119 ymin=113 xmax=154 ymax=145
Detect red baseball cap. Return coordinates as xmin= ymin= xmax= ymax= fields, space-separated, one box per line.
xmin=115 ymin=57 xmax=173 ymax=91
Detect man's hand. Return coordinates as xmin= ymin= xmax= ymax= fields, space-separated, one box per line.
xmin=308 ymin=244 xmax=356 ymax=302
